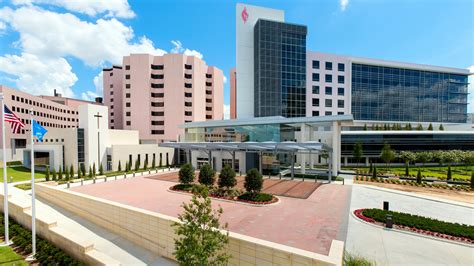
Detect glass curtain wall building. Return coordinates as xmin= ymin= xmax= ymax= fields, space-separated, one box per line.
xmin=254 ymin=19 xmax=307 ymax=118
xmin=351 ymin=64 xmax=468 ymax=123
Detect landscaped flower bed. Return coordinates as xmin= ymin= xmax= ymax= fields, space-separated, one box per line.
xmin=353 ymin=208 xmax=474 ymax=245
xmin=354 ymin=175 xmax=471 ymax=192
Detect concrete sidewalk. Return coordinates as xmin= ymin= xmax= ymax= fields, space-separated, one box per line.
xmin=2 ymin=185 xmax=176 ymax=265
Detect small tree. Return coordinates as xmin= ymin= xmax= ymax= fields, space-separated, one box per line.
xmin=218 ymin=164 xmax=237 ymax=189
xmin=134 ymin=159 xmax=140 ymax=172
xmin=439 ymin=124 xmax=444 ymax=131
xmin=470 ymin=171 xmax=474 ymax=189
xmin=159 ymin=155 xmax=163 ymax=168
xmin=126 ymin=160 xmax=131 ymax=172
xmin=64 ymin=166 xmax=69 ymax=181
xmin=58 ymin=166 xmax=63 ymax=180
xmin=88 ymin=166 xmax=93 ymax=179
xmin=372 ymin=166 xmax=377 ymax=180
xmin=428 ymin=123 xmax=433 ymax=131
xmin=173 ymin=187 xmax=230 ymax=265
xmin=144 ymin=157 xmax=148 ymax=171
xmin=380 ymin=143 xmax=395 ymax=171
xmin=198 ymin=163 xmax=216 ymax=187
xmin=45 ymin=166 xmax=50 ymax=181
xmin=78 ymin=165 xmax=82 ymax=179
xmin=92 ymin=163 xmax=96 ymax=177
xmin=405 ymin=163 xmax=409 ymax=176
xmin=70 ymin=164 xmax=74 ymax=179
xmin=52 ymin=168 xmax=57 ymax=181
xmin=99 ymin=163 xmax=104 ymax=176
xmin=118 ymin=160 xmax=122 ymax=172
xmin=416 ymin=124 xmax=423 ymax=131
xmin=363 ymin=124 xmax=367 ymax=131
xmin=179 ymin=163 xmax=195 ymax=184
xmin=416 ymin=169 xmax=422 ymax=184
xmin=151 ymin=156 xmax=156 ymax=169
xmin=166 ymin=155 xmax=170 ymax=168
xmin=408 ymin=123 xmax=412 ymax=130
xmin=447 ymin=165 xmax=452 ymax=181
xmin=80 ymin=163 xmax=86 ymax=178
xmin=352 ymin=142 xmax=363 ymax=167
xmin=244 ymin=168 xmax=263 ymax=194
xmin=369 ymin=161 xmax=373 ymax=173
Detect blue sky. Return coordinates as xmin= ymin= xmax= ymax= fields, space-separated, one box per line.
xmin=0 ymin=0 xmax=473 ymax=114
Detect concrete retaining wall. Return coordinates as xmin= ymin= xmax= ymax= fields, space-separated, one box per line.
xmin=36 ymin=183 xmax=344 ymax=265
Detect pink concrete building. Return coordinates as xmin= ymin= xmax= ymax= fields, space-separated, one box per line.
xmin=103 ymin=53 xmax=224 ymax=143
xmin=230 ymin=67 xmax=237 ymax=119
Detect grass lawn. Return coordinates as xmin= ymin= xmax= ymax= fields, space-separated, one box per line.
xmin=0 ymin=246 xmax=27 ymax=265
xmin=0 ymin=166 xmax=46 ymax=183
xmin=345 ymin=165 xmax=472 ymax=181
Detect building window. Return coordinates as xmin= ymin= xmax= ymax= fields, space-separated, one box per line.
xmin=206 ymin=82 xmax=212 ymax=86
xmin=312 ymin=85 xmax=319 ymax=94
xmin=325 ymin=111 xmax=332 ymax=116
xmin=312 ymin=98 xmax=319 ymax=107
xmin=185 ymin=111 xmax=192 ymax=116
xmin=151 ymin=121 xmax=164 ymax=125
xmin=126 ymin=112 xmax=130 ymax=117
xmin=125 ymin=74 xmax=130 ymax=79
xmin=151 ymin=102 xmax=164 ymax=107
xmin=338 ymin=100 xmax=344 ymax=108
xmin=185 ymin=102 xmax=192 ymax=107
xmin=185 ymin=64 xmax=192 ymax=70
xmin=11 ymin=95 xmax=15 ymax=100
xmin=206 ymin=90 xmax=212 ymax=95
xmin=338 ymin=112 xmax=344 ymax=115
xmin=126 ymin=121 xmax=131 ymax=126
xmin=151 ymin=83 xmax=164 ymax=88
xmin=325 ymin=87 xmax=332 ymax=95
xmin=184 ymin=92 xmax=192 ymax=97
xmin=206 ymin=107 xmax=212 ymax=111
xmin=206 ymin=115 xmax=212 ymax=119
xmin=111 ymin=112 xmax=114 ymax=116
xmin=325 ymin=62 xmax=332 ymax=70
xmin=338 ymin=87 xmax=344 ymax=96
xmin=185 ymin=74 xmax=192 ymax=79
xmin=151 ymin=64 xmax=164 ymax=70
xmin=110 ymin=72 xmax=113 ymax=76
xmin=312 ymin=111 xmax=319 ymax=116
xmin=206 ymin=99 xmax=212 ymax=103
xmin=184 ymin=83 xmax=192 ymax=88
xmin=312 ymin=60 xmax=320 ymax=69
xmin=325 ymin=74 xmax=332 ymax=83
xmin=151 ymin=111 xmax=164 ymax=116
xmin=151 ymin=130 xmax=165 ymax=135
xmin=125 ymin=65 xmax=130 ymax=70
xmin=126 ymin=102 xmax=131 ymax=107
xmin=126 ymin=84 xmax=131 ymax=89
xmin=110 ymin=84 xmax=113 ymax=88
xmin=338 ymin=63 xmax=345 ymax=72
xmin=125 ymin=93 xmax=131 ymax=98
xmin=151 ymin=74 xmax=164 ymax=79
xmin=338 ymin=75 xmax=345 ymax=84
xmin=325 ymin=99 xmax=332 ymax=107
xmin=110 ymin=119 xmax=114 ymax=123
xmin=151 ymin=93 xmax=164 ymax=98
xmin=312 ymin=73 xmax=319 ymax=82
xmin=206 ymin=74 xmax=212 ymax=78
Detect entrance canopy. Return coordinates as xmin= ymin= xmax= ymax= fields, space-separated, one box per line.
xmin=159 ymin=141 xmax=331 ymax=153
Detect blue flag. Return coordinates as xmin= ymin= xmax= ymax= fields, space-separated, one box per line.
xmin=32 ymin=120 xmax=47 ymax=142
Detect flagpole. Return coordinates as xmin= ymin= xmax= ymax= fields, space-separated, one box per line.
xmin=0 ymin=93 xmax=10 ymax=246
xmin=30 ymin=109 xmax=36 ymax=257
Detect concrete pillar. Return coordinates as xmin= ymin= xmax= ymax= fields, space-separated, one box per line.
xmin=208 ymin=150 xmax=212 ymax=169
xmin=291 ymin=152 xmax=295 ymax=180
xmin=344 ymin=157 xmax=348 ymax=166
xmin=300 ymin=123 xmax=306 ymax=174
xmin=187 ymin=149 xmax=191 ymax=164
xmin=365 ymin=157 xmax=369 ymax=166
xmin=331 ymin=121 xmax=340 ymax=175
xmin=232 ymin=151 xmax=236 ymax=171
xmin=259 ymin=151 xmax=263 ymax=174
xmin=328 ymin=152 xmax=332 ymax=182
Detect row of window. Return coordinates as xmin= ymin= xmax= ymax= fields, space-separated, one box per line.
xmin=10 ymin=95 xmax=76 ymax=114
xmin=11 ymin=106 xmax=77 ymax=122
xmin=312 ymin=110 xmax=345 ymax=116
xmin=312 ymin=61 xmax=345 ymax=72
xmin=312 ymin=99 xmax=345 ymax=108
xmin=312 ymin=86 xmax=345 ymax=96
xmin=125 ymin=64 xmax=193 ymax=71
xmin=312 ymin=73 xmax=345 ymax=84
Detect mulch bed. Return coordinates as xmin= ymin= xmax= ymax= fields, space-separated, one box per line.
xmin=169 ymin=185 xmax=279 ymax=205
xmin=353 ymin=209 xmax=474 ymax=245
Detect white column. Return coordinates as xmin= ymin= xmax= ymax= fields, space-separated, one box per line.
xmin=331 ymin=121 xmax=340 ymax=176
xmin=300 ymin=123 xmax=306 ymax=174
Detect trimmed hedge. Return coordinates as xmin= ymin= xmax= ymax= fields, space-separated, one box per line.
xmin=0 ymin=214 xmax=83 ymax=265
xmin=238 ymin=192 xmax=273 ymax=202
xmin=362 ymin=208 xmax=474 ymax=240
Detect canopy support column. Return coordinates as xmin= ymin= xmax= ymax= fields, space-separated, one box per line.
xmin=291 ymin=152 xmax=295 ymax=180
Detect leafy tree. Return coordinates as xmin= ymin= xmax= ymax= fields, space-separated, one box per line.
xmin=399 ymin=151 xmax=417 ymax=166
xmin=447 ymin=165 xmax=452 ymax=181
xmin=173 ymin=187 xmax=230 ymax=265
xmin=439 ymin=124 xmax=444 ymax=131
xmin=380 ymin=143 xmax=396 ymax=170
xmin=80 ymin=163 xmax=86 ymax=178
xmin=58 ymin=166 xmax=63 ymax=180
xmin=166 ymin=155 xmax=170 ymax=168
xmin=372 ymin=166 xmax=377 ymax=180
xmin=144 ymin=157 xmax=148 ymax=171
xmin=45 ymin=166 xmax=50 ymax=181
xmin=134 ymin=158 xmax=140 ymax=172
xmin=159 ymin=155 xmax=163 ymax=168
xmin=52 ymin=168 xmax=57 ymax=181
xmin=64 ymin=166 xmax=69 ymax=181
xmin=70 ymin=165 xmax=74 ymax=179
xmin=470 ymin=171 xmax=474 ymax=189
xmin=416 ymin=151 xmax=433 ymax=167
xmin=416 ymin=169 xmax=422 ymax=184
xmin=152 ymin=156 xmax=156 ymax=169
xmin=416 ymin=124 xmax=423 ymax=131
xmin=428 ymin=123 xmax=433 ymax=131
xmin=218 ymin=164 xmax=237 ymax=189
xmin=179 ymin=163 xmax=195 ymax=184
xmin=352 ymin=142 xmax=363 ymax=167
xmin=198 ymin=163 xmax=216 ymax=187
xmin=99 ymin=163 xmax=104 ymax=175
xmin=405 ymin=163 xmax=409 ymax=177
xmin=363 ymin=124 xmax=367 ymax=131
xmin=462 ymin=151 xmax=474 ymax=170
xmin=244 ymin=168 xmax=263 ymax=194
xmin=92 ymin=163 xmax=96 ymax=177
xmin=368 ymin=161 xmax=373 ymax=173
xmin=118 ymin=161 xmax=122 ymax=172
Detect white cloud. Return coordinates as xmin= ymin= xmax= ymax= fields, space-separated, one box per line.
xmin=0 ymin=52 xmax=77 ymax=97
xmin=93 ymin=71 xmax=103 ymax=95
xmin=12 ymin=0 xmax=135 ymax=18
xmin=468 ymin=66 xmax=474 ymax=113
xmin=340 ymin=0 xmax=349 ymax=11
xmin=81 ymin=91 xmax=99 ymax=101
xmin=223 ymin=104 xmax=230 ymax=120
xmin=223 ymin=75 xmax=228 ymax=84
xmin=170 ymin=40 xmax=203 ymax=59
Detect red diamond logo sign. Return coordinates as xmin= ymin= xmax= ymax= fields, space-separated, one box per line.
xmin=242 ymin=7 xmax=248 ymax=23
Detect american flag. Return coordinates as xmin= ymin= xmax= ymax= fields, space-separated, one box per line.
xmin=4 ymin=105 xmax=25 ymax=134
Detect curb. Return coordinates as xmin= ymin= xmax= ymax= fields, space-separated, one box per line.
xmin=355 ymin=184 xmax=473 ymax=209
xmin=350 ymin=211 xmax=473 ymax=248
xmin=167 ymin=188 xmax=281 ymax=207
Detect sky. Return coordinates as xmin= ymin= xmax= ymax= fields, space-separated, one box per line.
xmin=0 ymin=0 xmax=473 ymax=118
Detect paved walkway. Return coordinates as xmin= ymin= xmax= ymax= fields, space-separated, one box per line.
xmin=2 ymin=185 xmax=176 ymax=265
xmin=346 ymin=184 xmax=474 ymax=265
xmin=71 ymin=176 xmax=351 ymax=255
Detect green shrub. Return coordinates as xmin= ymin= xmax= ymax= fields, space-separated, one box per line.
xmin=58 ymin=166 xmax=63 ymax=180
xmin=99 ymin=164 xmax=104 ymax=176
xmin=179 ymin=163 xmax=195 ymax=184
xmin=173 ymin=184 xmax=194 ymax=191
xmin=416 ymin=169 xmax=422 ymax=184
xmin=70 ymin=165 xmax=74 ymax=179
xmin=92 ymin=163 xmax=96 ymax=177
xmin=244 ymin=168 xmax=263 ymax=193
xmin=45 ymin=166 xmax=50 ymax=181
xmin=371 ymin=166 xmax=377 ymax=180
xmin=52 ymin=168 xmax=57 ymax=181
xmin=362 ymin=208 xmax=474 ymax=240
xmin=238 ymin=192 xmax=273 ymax=202
xmin=218 ymin=164 xmax=237 ymax=189
xmin=471 ymin=170 xmax=474 ymax=189
xmin=344 ymin=252 xmax=375 ymax=266
xmin=118 ymin=161 xmax=122 ymax=172
xmin=198 ymin=164 xmax=216 ymax=187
